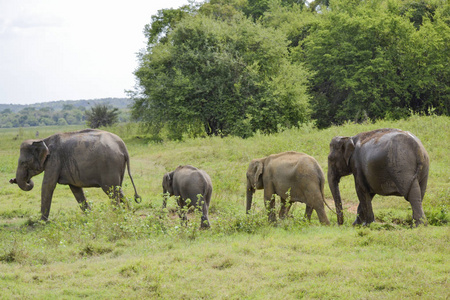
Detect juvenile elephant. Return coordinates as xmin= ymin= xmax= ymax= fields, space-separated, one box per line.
xmin=246 ymin=151 xmax=330 ymax=224
xmin=328 ymin=128 xmax=429 ymax=226
xmin=162 ymin=165 xmax=212 ymax=228
xmin=10 ymin=129 xmax=141 ymax=220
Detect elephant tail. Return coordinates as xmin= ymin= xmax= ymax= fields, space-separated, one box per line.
xmin=318 ymin=168 xmax=338 ymax=215
xmin=126 ymin=155 xmax=142 ymax=203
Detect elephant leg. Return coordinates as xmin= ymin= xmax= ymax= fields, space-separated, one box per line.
xmin=285 ymin=201 xmax=294 ymax=216
xmin=179 ymin=209 xmax=188 ymax=226
xmin=69 ymin=185 xmax=91 ymax=211
xmin=279 ymin=198 xmax=289 ymax=219
xmin=102 ymin=185 xmax=129 ymax=208
xmin=116 ymin=188 xmax=130 ymax=209
xmin=263 ymin=186 xmax=277 ymax=222
xmin=407 ymin=179 xmax=426 ymax=226
xmin=264 ymin=195 xmax=276 ymax=223
xmin=314 ymin=204 xmax=330 ymax=225
xmin=304 ymin=205 xmax=313 ymax=221
xmin=200 ymin=200 xmax=210 ymax=229
xmin=40 ymin=175 xmax=58 ymax=221
xmin=354 ymin=183 xmax=375 ymax=225
xmin=176 ymin=197 xmax=188 ymax=226
xmin=353 ymin=203 xmax=365 ymax=225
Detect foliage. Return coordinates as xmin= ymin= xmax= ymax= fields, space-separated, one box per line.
xmin=302 ymin=0 xmax=450 ymax=128
xmin=85 ymin=104 xmax=120 ymax=129
xmin=132 ymin=11 xmax=310 ymax=139
xmin=132 ymin=0 xmax=449 ymax=133
xmin=0 ymin=116 xmax=449 ymax=298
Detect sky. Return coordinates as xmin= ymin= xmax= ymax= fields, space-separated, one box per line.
xmin=0 ymin=0 xmax=190 ymax=105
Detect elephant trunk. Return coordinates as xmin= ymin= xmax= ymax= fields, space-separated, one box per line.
xmin=328 ymin=169 xmax=344 ymax=225
xmin=14 ymin=168 xmax=34 ymax=191
xmin=246 ymin=183 xmax=255 ymax=214
xmin=162 ymin=189 xmax=168 ymax=209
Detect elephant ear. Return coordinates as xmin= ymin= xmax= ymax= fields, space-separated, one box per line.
xmin=163 ymin=172 xmax=174 ymax=194
xmin=165 ymin=173 xmax=172 ymax=184
xmin=32 ymin=141 xmax=49 ymax=170
xmin=254 ymin=161 xmax=264 ymax=187
xmin=343 ymin=138 xmax=355 ymax=166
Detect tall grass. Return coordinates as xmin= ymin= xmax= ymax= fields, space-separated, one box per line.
xmin=0 ymin=116 xmax=448 ymax=299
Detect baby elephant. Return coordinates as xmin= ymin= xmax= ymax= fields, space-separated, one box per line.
xmin=162 ymin=165 xmax=212 ymax=228
xmin=246 ymin=151 xmax=330 ymax=224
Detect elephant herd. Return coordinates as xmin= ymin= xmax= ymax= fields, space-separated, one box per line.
xmin=9 ymin=128 xmax=430 ymax=228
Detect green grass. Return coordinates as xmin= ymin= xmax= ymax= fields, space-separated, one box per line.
xmin=0 ymin=116 xmax=449 ymax=299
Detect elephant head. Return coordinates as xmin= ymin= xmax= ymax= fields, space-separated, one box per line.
xmin=162 ymin=171 xmax=175 ymax=208
xmin=327 ymin=136 xmax=354 ymax=225
xmin=10 ymin=140 xmax=49 ymax=192
xmin=246 ymin=159 xmax=264 ymax=213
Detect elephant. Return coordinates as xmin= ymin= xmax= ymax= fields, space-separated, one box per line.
xmin=162 ymin=165 xmax=212 ymax=228
xmin=9 ymin=129 xmax=141 ymax=221
xmin=246 ymin=151 xmax=330 ymax=224
xmin=327 ymin=128 xmax=429 ymax=226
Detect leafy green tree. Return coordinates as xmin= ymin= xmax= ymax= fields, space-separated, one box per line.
xmin=85 ymin=104 xmax=119 ymax=129
xmin=132 ymin=13 xmax=311 ymax=139
xmin=302 ymin=0 xmax=449 ymax=128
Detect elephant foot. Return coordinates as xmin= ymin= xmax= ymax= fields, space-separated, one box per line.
xmin=40 ymin=216 xmax=50 ymax=223
xmin=267 ymin=211 xmax=277 ymax=223
xmin=412 ymin=218 xmax=427 ymax=227
xmin=200 ymin=216 xmax=210 ymax=229
xmin=200 ymin=223 xmax=210 ymax=229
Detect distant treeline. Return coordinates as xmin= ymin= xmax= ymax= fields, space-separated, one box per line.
xmin=0 ymin=98 xmax=131 ymax=128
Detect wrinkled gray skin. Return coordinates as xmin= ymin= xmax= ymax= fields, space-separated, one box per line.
xmin=10 ymin=129 xmax=141 ymax=221
xmin=328 ymin=128 xmax=429 ymax=227
xmin=246 ymin=151 xmax=330 ymax=224
xmin=162 ymin=165 xmax=212 ymax=228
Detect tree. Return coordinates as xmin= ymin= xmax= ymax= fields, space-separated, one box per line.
xmin=132 ymin=12 xmax=311 ymax=139
xmin=85 ymin=104 xmax=119 ymax=129
xmin=302 ymin=0 xmax=449 ymax=128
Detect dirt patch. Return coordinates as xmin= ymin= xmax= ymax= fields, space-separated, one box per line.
xmin=324 ymin=197 xmax=357 ymax=215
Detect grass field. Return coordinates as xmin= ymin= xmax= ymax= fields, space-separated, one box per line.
xmin=0 ymin=115 xmax=449 ymax=299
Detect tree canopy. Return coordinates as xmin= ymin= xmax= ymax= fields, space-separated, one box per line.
xmin=132 ymin=8 xmax=310 ymax=139
xmin=131 ymin=0 xmax=449 ymax=137
xmin=302 ymin=0 xmax=450 ymax=127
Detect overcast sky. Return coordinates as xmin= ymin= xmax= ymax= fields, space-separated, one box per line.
xmin=0 ymin=0 xmax=190 ymax=105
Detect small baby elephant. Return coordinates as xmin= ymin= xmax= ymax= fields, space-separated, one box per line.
xmin=162 ymin=165 xmax=212 ymax=228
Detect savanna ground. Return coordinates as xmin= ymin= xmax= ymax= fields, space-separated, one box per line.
xmin=0 ymin=115 xmax=449 ymax=299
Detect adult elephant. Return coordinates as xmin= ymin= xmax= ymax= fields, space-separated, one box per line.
xmin=10 ymin=129 xmax=141 ymax=221
xmin=162 ymin=165 xmax=212 ymax=228
xmin=327 ymin=128 xmax=429 ymax=226
xmin=246 ymin=151 xmax=330 ymax=224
